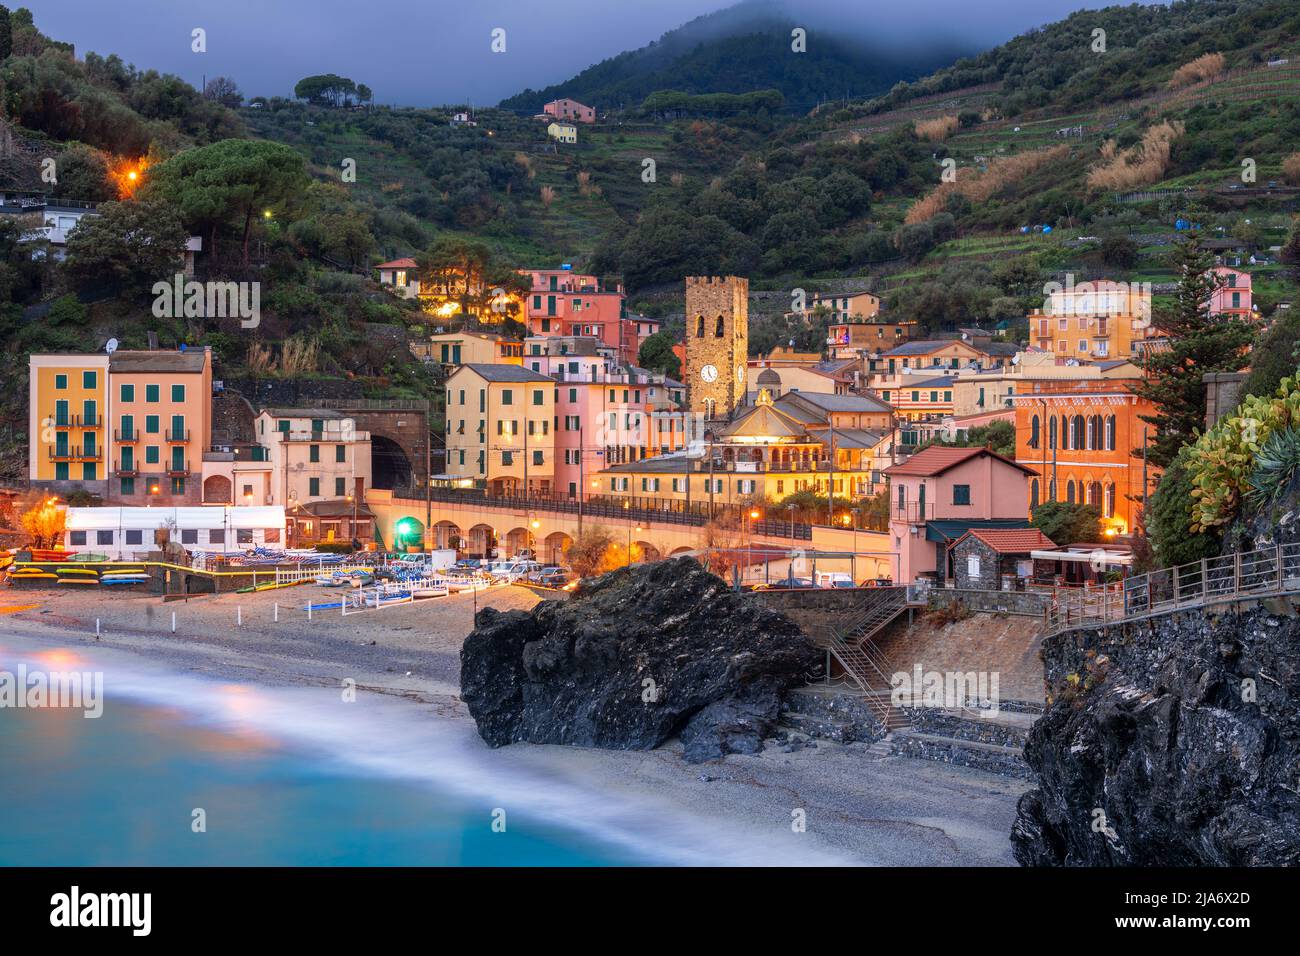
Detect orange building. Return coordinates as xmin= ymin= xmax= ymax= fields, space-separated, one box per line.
xmin=1029 ymin=279 xmax=1153 ymax=361
xmin=1011 ymin=377 xmax=1159 ymax=536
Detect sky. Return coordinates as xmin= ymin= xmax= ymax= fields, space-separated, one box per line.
xmin=22 ymin=0 xmax=1167 ymax=107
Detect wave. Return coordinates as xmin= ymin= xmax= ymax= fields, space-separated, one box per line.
xmin=0 ymin=638 xmax=851 ymax=866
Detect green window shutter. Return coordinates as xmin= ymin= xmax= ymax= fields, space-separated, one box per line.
xmin=171 ymin=384 xmax=185 ymax=402
xmin=146 ymin=384 xmax=159 ymax=403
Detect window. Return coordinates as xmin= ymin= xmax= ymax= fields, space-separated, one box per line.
xmin=1029 ymin=415 xmax=1040 ymax=449
xmin=696 ymin=315 xmax=705 ymax=337
xmin=97 ymin=530 xmax=113 ymax=545
xmin=502 ymin=451 xmax=514 ymax=466
xmin=126 ymin=529 xmax=143 ymax=545
xmin=209 ymin=529 xmax=224 ymax=545
xmin=967 ymin=554 xmax=981 ymax=578
xmin=145 ymin=445 xmax=160 ymax=464
xmin=953 ymin=484 xmax=971 ymax=505
xmin=309 ymin=444 xmax=320 ymax=463
xmin=69 ymin=531 xmax=87 ymax=546
xmin=121 ymin=414 xmax=135 ymax=440
xmin=1030 ymin=479 xmax=1040 ymax=510
xmin=146 ymin=415 xmax=160 ymax=434
xmin=715 ymin=315 xmax=724 ymax=337
xmin=170 ymin=414 xmax=185 ymax=439
xmin=171 ymin=477 xmax=185 ymax=495
xmin=54 ymin=374 xmax=68 ymax=390
xmin=146 ymin=384 xmax=159 ymax=403
xmin=120 ymin=384 xmax=135 ymax=403
xmin=83 ymin=462 xmax=96 ymax=481
xmin=121 ymin=477 xmax=135 ymax=496
xmin=501 ymin=389 xmax=513 ymax=406
xmin=171 ymin=384 xmax=185 ymax=402
xmin=911 ymin=391 xmax=919 ymax=402
xmin=532 ymin=389 xmax=543 ymax=406
xmin=237 ymin=529 xmax=254 ymax=545
xmin=181 ymin=529 xmax=198 ymax=544
xmin=533 ymin=450 xmax=543 ymax=466
xmin=309 ymin=477 xmax=320 ymax=496
xmin=335 ymin=478 xmax=346 ymax=496
xmin=336 ymin=445 xmax=346 ymax=462
xmin=83 ymin=370 xmax=97 ymax=389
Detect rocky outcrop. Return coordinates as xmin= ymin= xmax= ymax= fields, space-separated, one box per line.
xmin=1012 ymin=600 xmax=1300 ymax=866
xmin=459 ymin=557 xmax=821 ymax=762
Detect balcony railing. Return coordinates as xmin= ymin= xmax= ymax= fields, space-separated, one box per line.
xmin=165 ymin=429 xmax=191 ymax=443
xmin=52 ymin=414 xmax=101 ymax=429
xmin=48 ymin=446 xmax=102 ymax=462
xmin=115 ymin=460 xmax=138 ymax=476
xmin=166 ymin=460 xmax=191 ymax=476
xmin=115 ymin=428 xmax=139 ymax=442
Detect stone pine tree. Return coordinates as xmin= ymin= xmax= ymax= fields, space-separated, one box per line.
xmin=1135 ymin=235 xmax=1253 ymax=468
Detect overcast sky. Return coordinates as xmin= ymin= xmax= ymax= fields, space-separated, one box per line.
xmin=24 ymin=0 xmax=1166 ymax=107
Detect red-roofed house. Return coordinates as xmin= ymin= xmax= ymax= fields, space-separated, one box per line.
xmin=377 ymin=258 xmax=419 ymax=299
xmin=883 ymin=445 xmax=1038 ymax=585
xmin=950 ymin=528 xmax=1057 ymax=590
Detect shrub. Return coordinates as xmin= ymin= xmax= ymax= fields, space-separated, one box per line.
xmin=1168 ymin=52 xmax=1226 ymax=89
xmin=914 ymin=114 xmax=959 ymax=142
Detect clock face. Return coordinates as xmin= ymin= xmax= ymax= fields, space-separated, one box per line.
xmin=736 ymin=364 xmax=745 ymax=384
xmin=700 ymin=364 xmax=718 ymax=383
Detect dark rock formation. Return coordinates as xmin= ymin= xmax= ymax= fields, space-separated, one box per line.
xmin=459 ymin=557 xmax=821 ymax=762
xmin=1012 ymin=600 xmax=1300 ymax=866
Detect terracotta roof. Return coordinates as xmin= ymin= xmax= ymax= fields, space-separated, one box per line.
xmin=955 ymin=528 xmax=1056 ymax=554
xmin=883 ymin=444 xmax=1037 ymax=478
xmin=376 ymin=258 xmax=417 ymax=269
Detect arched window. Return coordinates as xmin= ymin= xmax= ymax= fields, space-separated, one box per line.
xmin=1066 ymin=480 xmax=1076 ymax=504
xmin=1088 ymin=481 xmax=1102 ymax=506
xmin=1072 ymin=415 xmax=1086 ymax=450
xmin=1105 ymin=415 xmax=1116 ymax=451
xmin=1104 ymin=482 xmax=1116 ymax=517
xmin=1030 ymin=478 xmax=1040 ymax=510
xmin=1060 ymin=415 xmax=1070 ymax=450
xmin=1049 ymin=416 xmax=1058 ymax=450
xmin=1029 ymin=415 xmax=1040 ymax=449
xmin=696 ymin=315 xmax=705 ymax=337
xmin=715 ymin=315 xmax=725 ymax=337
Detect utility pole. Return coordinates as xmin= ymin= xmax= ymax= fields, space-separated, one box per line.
xmin=827 ymin=422 xmax=836 ymax=527
xmin=577 ymin=421 xmax=584 ymax=535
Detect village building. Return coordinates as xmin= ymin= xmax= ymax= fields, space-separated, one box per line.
xmin=519 ymin=268 xmax=651 ymax=364
xmin=411 ymin=331 xmax=523 ymax=367
xmin=1029 ymin=279 xmax=1153 ymax=360
xmin=1011 ymin=377 xmax=1159 ymax=536
xmin=542 ymin=98 xmax=596 ymax=123
xmin=28 ymin=352 xmax=110 ymax=496
xmin=443 ymin=364 xmax=556 ymax=496
xmin=547 ymin=122 xmax=578 ymax=144
xmin=883 ymin=445 xmax=1038 ymax=586
xmin=60 ymin=505 xmax=286 ymax=560
xmin=375 ymin=257 xmax=419 ymax=299
xmin=950 ymin=528 xmax=1058 ymax=590
xmin=250 ymin=409 xmax=372 ymax=510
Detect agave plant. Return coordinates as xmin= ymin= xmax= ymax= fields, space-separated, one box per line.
xmin=1247 ymin=426 xmax=1300 ymax=507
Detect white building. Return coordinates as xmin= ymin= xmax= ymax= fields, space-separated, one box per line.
xmin=62 ymin=505 xmax=286 ymax=559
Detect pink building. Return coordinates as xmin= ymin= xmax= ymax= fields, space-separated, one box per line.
xmin=1209 ymin=267 xmax=1254 ymax=321
xmin=543 ymin=99 xmax=596 ymax=123
xmin=883 ymin=445 xmax=1038 ymax=586
xmin=520 ymin=268 xmax=658 ymax=363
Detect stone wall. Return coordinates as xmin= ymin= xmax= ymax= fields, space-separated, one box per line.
xmin=683 ymin=276 xmax=748 ymax=417
xmin=952 ymin=538 xmax=1007 ymax=590
xmin=928 ymin=587 xmax=1047 ymax=617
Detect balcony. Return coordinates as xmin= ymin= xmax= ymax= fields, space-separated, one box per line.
xmin=52 ymin=413 xmax=100 ymax=430
xmin=165 ymin=429 xmax=191 ymax=443
xmin=166 ymin=460 xmax=191 ymax=477
xmin=48 ymin=445 xmax=103 ymax=462
xmin=115 ymin=460 xmax=138 ymax=476
xmin=115 ymin=428 xmax=139 ymax=442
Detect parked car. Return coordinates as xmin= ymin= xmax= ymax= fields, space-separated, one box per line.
xmin=751 ymin=577 xmax=814 ymax=590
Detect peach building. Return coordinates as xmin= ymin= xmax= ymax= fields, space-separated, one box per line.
xmin=444 ymin=364 xmax=556 ymax=496
xmin=520 ymin=268 xmax=653 ymax=363
xmin=543 ymin=98 xmax=596 ymax=123
xmin=107 ymin=348 xmax=213 ymax=505
xmin=884 ymin=445 xmax=1037 ymax=585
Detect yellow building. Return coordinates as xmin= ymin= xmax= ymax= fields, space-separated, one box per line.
xmin=28 ymin=354 xmax=110 ymax=490
xmin=444 ymin=364 xmax=556 ymax=495
xmin=597 ymin=388 xmax=892 ymax=505
xmin=1029 ymin=279 xmax=1153 ymax=360
xmin=547 ymin=122 xmax=577 ymax=144
xmin=413 ymin=331 xmax=523 ymax=367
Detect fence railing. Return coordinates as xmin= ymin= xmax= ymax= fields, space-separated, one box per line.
xmin=1045 ymin=542 xmax=1300 ymax=635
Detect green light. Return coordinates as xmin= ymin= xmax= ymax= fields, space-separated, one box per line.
xmin=395 ymin=517 xmax=419 ymax=542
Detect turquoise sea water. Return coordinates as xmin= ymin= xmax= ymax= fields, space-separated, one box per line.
xmin=0 ymin=701 xmax=636 ymax=866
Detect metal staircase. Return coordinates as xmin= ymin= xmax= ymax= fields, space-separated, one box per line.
xmin=807 ymin=588 xmax=913 ymax=730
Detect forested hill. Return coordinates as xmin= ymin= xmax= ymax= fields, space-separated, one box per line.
xmin=498 ymin=4 xmax=964 ymax=115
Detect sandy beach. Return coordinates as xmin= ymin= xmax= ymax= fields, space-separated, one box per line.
xmin=0 ymin=584 xmax=1028 ymax=865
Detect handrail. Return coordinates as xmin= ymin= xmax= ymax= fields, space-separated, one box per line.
xmin=1044 ymin=541 xmax=1300 ymax=635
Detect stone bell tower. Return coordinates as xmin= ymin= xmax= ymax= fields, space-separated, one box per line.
xmin=684 ymin=275 xmax=748 ymax=420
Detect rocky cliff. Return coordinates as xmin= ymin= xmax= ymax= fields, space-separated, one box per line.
xmin=1012 ymin=598 xmax=1300 ymax=865
xmin=459 ymin=557 xmax=821 ymax=762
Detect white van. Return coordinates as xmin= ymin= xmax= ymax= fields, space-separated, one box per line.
xmin=815 ymin=571 xmax=855 ymax=589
